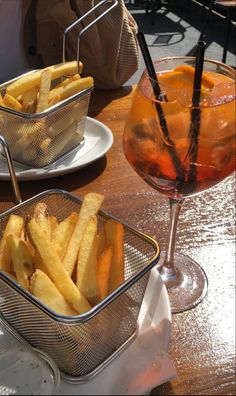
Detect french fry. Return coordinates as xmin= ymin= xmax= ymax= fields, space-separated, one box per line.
xmin=36 ymin=69 xmax=52 ymax=113
xmin=104 ymin=219 xmax=125 ymax=293
xmin=51 ymin=212 xmax=78 ymax=261
xmin=63 ymin=193 xmax=104 ymax=277
xmin=49 ymin=77 xmax=93 ymax=103
xmin=33 ymin=249 xmax=51 ymax=278
xmin=7 ymin=235 xmax=34 ymax=290
xmin=3 ymin=93 xmax=23 ymax=111
xmin=28 ymin=218 xmax=92 ymax=314
xmin=33 ymin=203 xmax=51 ymax=240
xmin=0 ymin=93 xmax=3 ymax=106
xmin=6 ymin=61 xmax=83 ymax=98
xmin=30 ymin=269 xmax=78 ymax=316
xmin=0 ymin=214 xmax=24 ymax=274
xmin=10 ymin=120 xmax=46 ymax=157
xmin=56 ymin=74 xmax=81 ymax=89
xmin=48 ymin=215 xmax=58 ymax=235
xmin=48 ymin=100 xmax=87 ymax=138
xmin=21 ymin=87 xmax=38 ymax=113
xmin=97 ymin=246 xmax=113 ymax=301
xmin=77 ymin=216 xmax=100 ymax=306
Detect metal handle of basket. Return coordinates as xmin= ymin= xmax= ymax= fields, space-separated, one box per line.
xmin=62 ymin=0 xmax=118 ymax=69
xmin=0 ymin=135 xmax=22 ymax=205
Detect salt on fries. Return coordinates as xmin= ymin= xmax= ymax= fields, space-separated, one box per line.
xmin=0 ymin=193 xmax=125 ymax=316
xmin=0 ymin=60 xmax=92 ymax=113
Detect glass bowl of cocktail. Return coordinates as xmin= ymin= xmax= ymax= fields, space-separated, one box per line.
xmin=123 ymin=40 xmax=236 ymax=313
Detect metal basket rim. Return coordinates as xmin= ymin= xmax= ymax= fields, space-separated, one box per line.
xmin=0 ymin=71 xmax=93 ymax=120
xmin=0 ymin=189 xmax=160 ymax=324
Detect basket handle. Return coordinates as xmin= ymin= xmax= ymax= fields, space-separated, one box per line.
xmin=62 ymin=0 xmax=118 ymax=71
xmin=0 ymin=135 xmax=22 ymax=205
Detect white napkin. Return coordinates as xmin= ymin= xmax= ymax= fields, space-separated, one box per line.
xmin=58 ymin=269 xmax=176 ymax=395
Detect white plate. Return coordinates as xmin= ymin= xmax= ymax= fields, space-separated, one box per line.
xmin=0 ymin=269 xmax=173 ymax=396
xmin=0 ymin=117 xmax=113 ymax=181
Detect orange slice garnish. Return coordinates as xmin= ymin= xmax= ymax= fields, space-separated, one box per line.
xmin=174 ymin=65 xmax=215 ymax=90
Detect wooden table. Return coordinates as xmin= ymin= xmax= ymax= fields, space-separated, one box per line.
xmin=1 ymin=86 xmax=235 ymax=395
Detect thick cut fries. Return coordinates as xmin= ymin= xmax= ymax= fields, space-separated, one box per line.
xmin=63 ymin=193 xmax=104 ymax=276
xmin=21 ymin=87 xmax=38 ymax=113
xmin=51 ymin=212 xmax=78 ymax=260
xmin=0 ymin=194 xmax=126 ymax=317
xmin=97 ymin=246 xmax=113 ymax=301
xmin=6 ymin=61 xmax=82 ymax=98
xmin=48 ymin=76 xmax=93 ymax=103
xmin=3 ymin=94 xmax=23 ymax=111
xmin=7 ymin=235 xmax=34 ymax=290
xmin=0 ymin=214 xmax=24 ymax=273
xmin=77 ymin=216 xmax=100 ymax=306
xmin=30 ymin=269 xmax=78 ymax=316
xmin=36 ymin=69 xmax=52 ymax=113
xmin=28 ymin=218 xmax=92 ymax=314
xmin=33 ymin=203 xmax=51 ymax=239
xmin=104 ymin=219 xmax=125 ymax=293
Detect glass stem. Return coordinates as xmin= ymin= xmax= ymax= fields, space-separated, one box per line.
xmin=160 ymin=198 xmax=184 ymax=281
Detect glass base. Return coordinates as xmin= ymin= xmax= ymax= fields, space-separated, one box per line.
xmin=157 ymin=252 xmax=208 ymax=314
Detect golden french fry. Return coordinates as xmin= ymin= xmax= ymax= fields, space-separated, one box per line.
xmin=77 ymin=216 xmax=100 ymax=306
xmin=48 ymin=95 xmax=60 ymax=107
xmin=48 ymin=100 xmax=87 ymax=138
xmin=49 ymin=76 xmax=93 ymax=103
xmin=28 ymin=218 xmax=92 ymax=314
xmin=21 ymin=87 xmax=38 ymax=113
xmin=0 ymin=93 xmax=3 ymax=106
xmin=56 ymin=74 xmax=81 ymax=89
xmin=0 ymin=215 xmax=24 ymax=274
xmin=18 ymin=238 xmax=35 ymax=278
xmin=97 ymin=225 xmax=106 ymax=259
xmin=36 ymin=69 xmax=52 ymax=113
xmin=7 ymin=61 xmax=82 ymax=98
xmin=51 ymin=212 xmax=78 ymax=261
xmin=48 ymin=215 xmax=58 ymax=236
xmin=10 ymin=120 xmax=46 ymax=157
xmin=6 ymin=235 xmax=34 ymax=290
xmin=63 ymin=193 xmax=104 ymax=277
xmin=97 ymin=245 xmax=113 ymax=301
xmin=33 ymin=203 xmax=51 ymax=240
xmin=33 ymin=249 xmax=51 ymax=278
xmin=30 ymin=269 xmax=78 ymax=316
xmin=3 ymin=93 xmax=23 ymax=111
xmin=104 ymin=219 xmax=125 ymax=293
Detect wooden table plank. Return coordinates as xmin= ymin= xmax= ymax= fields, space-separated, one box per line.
xmin=1 ymin=86 xmax=235 ymax=395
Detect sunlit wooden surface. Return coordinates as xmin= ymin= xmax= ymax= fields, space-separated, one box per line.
xmin=1 ymin=86 xmax=235 ymax=395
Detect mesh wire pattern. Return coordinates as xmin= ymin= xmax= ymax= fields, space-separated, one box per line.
xmin=0 ymin=73 xmax=92 ymax=168
xmin=0 ymin=190 xmax=160 ymax=381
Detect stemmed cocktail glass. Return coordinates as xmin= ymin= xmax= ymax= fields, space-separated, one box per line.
xmin=123 ymin=53 xmax=236 ymax=313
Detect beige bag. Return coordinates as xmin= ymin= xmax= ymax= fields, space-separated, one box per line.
xmin=25 ymin=0 xmax=139 ymax=89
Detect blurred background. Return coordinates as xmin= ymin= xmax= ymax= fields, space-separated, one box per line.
xmin=125 ymin=0 xmax=236 ymax=84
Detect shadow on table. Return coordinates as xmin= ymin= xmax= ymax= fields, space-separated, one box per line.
xmin=1 ymin=156 xmax=107 ymax=204
xmin=89 ymin=86 xmax=133 ymax=118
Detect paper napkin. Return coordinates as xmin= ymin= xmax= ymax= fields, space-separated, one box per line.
xmin=58 ymin=269 xmax=176 ymax=395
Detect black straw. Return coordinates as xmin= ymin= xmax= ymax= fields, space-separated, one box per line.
xmin=137 ymin=32 xmax=185 ymax=181
xmin=187 ymin=41 xmax=206 ymax=185
xmin=137 ymin=32 xmax=165 ymax=101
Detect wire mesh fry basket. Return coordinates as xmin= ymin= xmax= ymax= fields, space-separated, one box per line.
xmin=0 ymin=0 xmax=118 ymax=169
xmin=0 ymin=136 xmax=160 ymax=382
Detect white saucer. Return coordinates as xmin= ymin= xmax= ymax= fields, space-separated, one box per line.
xmin=0 ymin=117 xmax=113 ymax=181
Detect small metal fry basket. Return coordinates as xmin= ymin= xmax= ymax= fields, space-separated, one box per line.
xmin=0 ymin=0 xmax=118 ymax=169
xmin=0 ymin=136 xmax=160 ymax=382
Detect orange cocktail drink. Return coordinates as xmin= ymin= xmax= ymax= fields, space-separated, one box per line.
xmin=123 ymin=58 xmax=236 ymax=200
